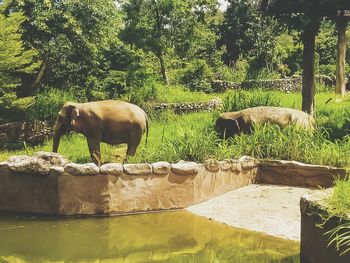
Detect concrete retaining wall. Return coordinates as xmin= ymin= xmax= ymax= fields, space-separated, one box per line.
xmin=258 ymin=160 xmax=347 ymax=188
xmin=300 ymin=191 xmax=350 ymax=263
xmin=0 ymin=154 xmax=258 ymax=215
xmin=0 ymin=153 xmax=347 ymax=216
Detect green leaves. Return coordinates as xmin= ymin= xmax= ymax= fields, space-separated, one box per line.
xmin=0 ymin=0 xmax=39 ymax=112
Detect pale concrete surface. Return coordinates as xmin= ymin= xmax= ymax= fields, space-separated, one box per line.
xmin=186 ymin=184 xmax=320 ymax=241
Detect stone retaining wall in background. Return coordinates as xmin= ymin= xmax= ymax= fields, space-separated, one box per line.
xmin=145 ymin=98 xmax=223 ymax=114
xmin=211 ymin=75 xmax=334 ymax=93
xmin=0 ymin=120 xmax=53 ymax=150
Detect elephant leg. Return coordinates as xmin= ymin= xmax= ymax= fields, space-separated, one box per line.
xmin=126 ymin=128 xmax=142 ymax=157
xmin=126 ymin=144 xmax=138 ymax=156
xmin=87 ymin=137 xmax=101 ymax=166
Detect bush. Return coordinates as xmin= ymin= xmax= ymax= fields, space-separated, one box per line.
xmin=101 ymin=70 xmax=127 ymax=99
xmin=27 ymin=89 xmax=80 ymax=121
xmin=127 ymin=80 xmax=158 ymax=106
xmin=179 ymin=59 xmax=214 ymax=93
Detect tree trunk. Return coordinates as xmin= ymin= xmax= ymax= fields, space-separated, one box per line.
xmin=302 ymin=21 xmax=320 ymax=116
xmin=335 ymin=17 xmax=347 ymax=96
xmin=31 ymin=61 xmax=46 ymax=91
xmin=158 ymin=52 xmax=169 ymax=84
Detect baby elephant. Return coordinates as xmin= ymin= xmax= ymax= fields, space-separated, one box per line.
xmin=216 ymin=106 xmax=314 ymax=139
xmin=52 ymin=100 xmax=148 ymax=166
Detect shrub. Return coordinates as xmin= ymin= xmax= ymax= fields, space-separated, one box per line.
xmin=101 ymin=70 xmax=127 ymax=99
xmin=27 ymin=89 xmax=80 ymax=121
xmin=127 ymin=80 xmax=158 ymax=106
xmin=179 ymin=59 xmax=214 ymax=93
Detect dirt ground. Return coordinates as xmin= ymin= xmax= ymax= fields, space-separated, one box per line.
xmin=187 ymin=184 xmax=320 ymax=241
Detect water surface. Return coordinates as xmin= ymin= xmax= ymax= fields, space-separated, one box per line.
xmin=0 ymin=211 xmax=299 ymax=263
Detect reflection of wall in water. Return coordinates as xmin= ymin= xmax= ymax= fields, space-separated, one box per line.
xmin=0 ymin=211 xmax=299 ymax=262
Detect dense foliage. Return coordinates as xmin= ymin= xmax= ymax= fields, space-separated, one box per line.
xmin=0 ymin=0 xmax=348 ymax=123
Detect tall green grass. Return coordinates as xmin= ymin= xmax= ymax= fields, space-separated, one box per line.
xmin=2 ymin=111 xmax=350 ymax=167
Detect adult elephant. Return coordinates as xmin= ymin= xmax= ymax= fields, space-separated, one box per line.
xmin=215 ymin=106 xmax=314 ymax=139
xmin=52 ymin=100 xmax=148 ymax=166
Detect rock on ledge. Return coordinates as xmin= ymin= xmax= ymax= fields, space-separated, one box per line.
xmin=64 ymin=163 xmax=99 ymax=176
xmin=152 ymin=162 xmax=171 ymax=175
xmin=171 ymin=161 xmax=199 ymax=175
xmin=100 ymin=163 xmax=124 ymax=176
xmin=7 ymin=152 xmax=69 ymax=176
xmin=123 ymin=163 xmax=153 ymax=175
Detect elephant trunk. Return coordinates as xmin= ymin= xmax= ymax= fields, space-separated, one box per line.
xmin=52 ymin=130 xmax=62 ymax=153
xmin=52 ymin=118 xmax=67 ymax=153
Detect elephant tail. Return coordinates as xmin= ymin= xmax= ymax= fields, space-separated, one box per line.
xmin=145 ymin=115 xmax=149 ymax=146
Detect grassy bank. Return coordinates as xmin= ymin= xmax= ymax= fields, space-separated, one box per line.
xmin=2 ymin=88 xmax=350 ymax=166
xmin=1 ymin=110 xmax=350 ymax=167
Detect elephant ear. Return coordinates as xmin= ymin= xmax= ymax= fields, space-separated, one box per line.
xmin=57 ymin=102 xmax=79 ymax=127
xmin=70 ymin=107 xmax=80 ymax=126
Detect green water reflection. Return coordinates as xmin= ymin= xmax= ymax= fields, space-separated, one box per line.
xmin=0 ymin=211 xmax=299 ymax=263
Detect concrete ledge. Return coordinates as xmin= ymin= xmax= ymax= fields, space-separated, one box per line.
xmin=0 ymin=153 xmax=348 ymax=216
xmin=258 ymin=160 xmax=348 ymax=188
xmin=300 ymin=191 xmax=350 ymax=263
xmin=0 ymin=153 xmax=258 ymax=216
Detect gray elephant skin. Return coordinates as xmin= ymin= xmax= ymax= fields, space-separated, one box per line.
xmin=216 ymin=106 xmax=314 ymax=139
xmin=52 ymin=100 xmax=148 ymax=165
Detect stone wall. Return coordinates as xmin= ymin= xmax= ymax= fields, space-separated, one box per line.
xmin=0 ymin=153 xmax=258 ymax=215
xmin=300 ymin=191 xmax=350 ymax=263
xmin=0 ymin=152 xmax=347 ymax=216
xmin=145 ymin=98 xmax=223 ymax=114
xmin=258 ymin=160 xmax=347 ymax=188
xmin=211 ymin=75 xmax=333 ymax=93
xmin=0 ymin=120 xmax=53 ymax=150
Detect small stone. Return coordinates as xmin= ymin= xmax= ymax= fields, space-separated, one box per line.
xmin=204 ymin=159 xmax=220 ymax=172
xmin=152 ymin=162 xmax=170 ymax=175
xmin=8 ymin=156 xmax=45 ymax=175
xmin=239 ymin=155 xmax=259 ymax=169
xmin=123 ymin=163 xmax=152 ymax=175
xmin=49 ymin=166 xmax=64 ymax=176
xmin=219 ymin=159 xmax=231 ymax=171
xmin=100 ymin=163 xmax=124 ymax=176
xmin=64 ymin=163 xmax=99 ymax=176
xmin=230 ymin=160 xmax=242 ymax=174
xmin=0 ymin=161 xmax=9 ymax=170
xmin=8 ymin=155 xmax=28 ymax=163
xmin=34 ymin=151 xmax=69 ymax=166
xmin=171 ymin=161 xmax=199 ymax=176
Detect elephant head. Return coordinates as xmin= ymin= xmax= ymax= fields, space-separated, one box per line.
xmin=215 ymin=112 xmax=244 ymax=139
xmin=52 ymin=102 xmax=79 ymax=153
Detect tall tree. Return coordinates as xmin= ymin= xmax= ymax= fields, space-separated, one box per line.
xmin=7 ymin=0 xmax=121 ymax=94
xmin=120 ymin=0 xmax=218 ymax=84
xmin=261 ymin=0 xmax=350 ymax=115
xmin=220 ymin=0 xmax=280 ymax=74
xmin=335 ymin=12 xmax=349 ymax=96
xmin=0 ymin=0 xmax=38 ymax=107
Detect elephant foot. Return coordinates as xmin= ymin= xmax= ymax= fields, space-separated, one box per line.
xmin=92 ymin=151 xmax=101 ymax=167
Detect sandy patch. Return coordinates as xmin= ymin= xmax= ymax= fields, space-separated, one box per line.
xmin=187 ymin=184 xmax=320 ymax=241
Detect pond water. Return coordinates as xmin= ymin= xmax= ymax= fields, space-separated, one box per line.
xmin=0 ymin=211 xmax=299 ymax=263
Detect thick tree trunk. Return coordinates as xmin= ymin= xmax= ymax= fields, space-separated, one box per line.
xmin=158 ymin=52 xmax=169 ymax=84
xmin=302 ymin=21 xmax=320 ymax=116
xmin=335 ymin=18 xmax=347 ymax=96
